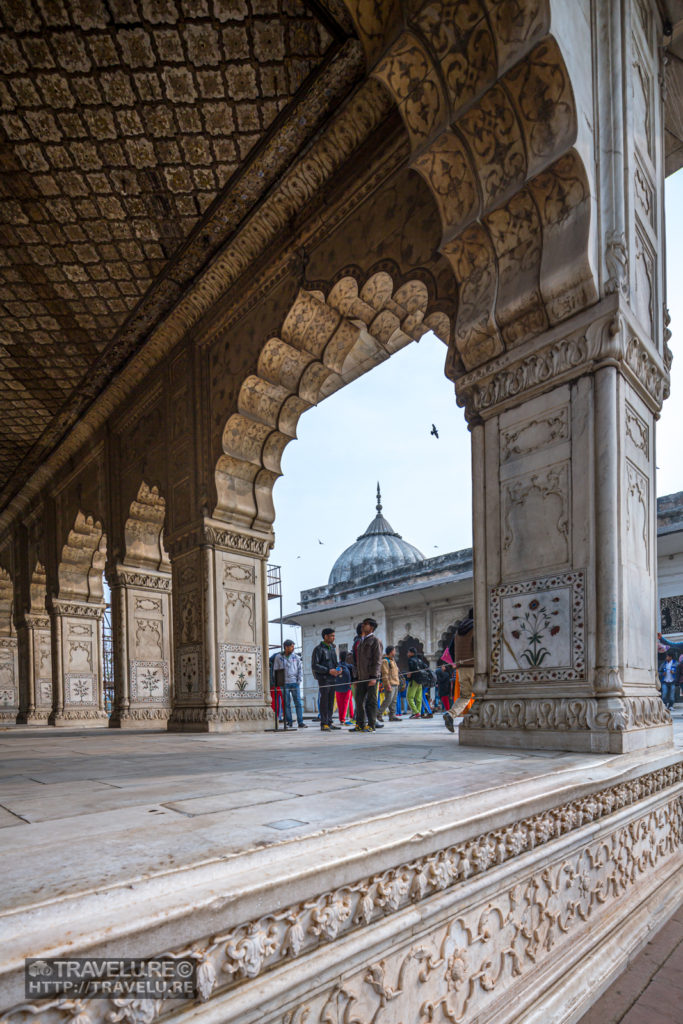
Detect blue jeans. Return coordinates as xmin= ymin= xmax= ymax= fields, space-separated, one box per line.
xmin=284 ymin=684 xmax=304 ymax=726
xmin=661 ymin=682 xmax=676 ymax=708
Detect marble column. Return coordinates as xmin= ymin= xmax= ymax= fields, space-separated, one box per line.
xmin=107 ymin=565 xmax=173 ymax=728
xmin=47 ymin=598 xmax=108 ymax=727
xmin=16 ymin=612 xmax=52 ymax=724
xmin=0 ymin=635 xmax=19 ymax=725
xmin=457 ymin=299 xmax=671 ymax=753
xmin=167 ymin=521 xmax=272 ymax=732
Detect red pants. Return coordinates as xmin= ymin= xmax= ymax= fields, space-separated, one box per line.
xmin=441 ymin=695 xmax=451 ymax=711
xmin=270 ymin=688 xmax=283 ymax=717
xmin=336 ymin=690 xmax=353 ymax=723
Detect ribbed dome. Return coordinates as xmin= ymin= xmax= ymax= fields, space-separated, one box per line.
xmin=328 ymin=485 xmax=424 ymax=587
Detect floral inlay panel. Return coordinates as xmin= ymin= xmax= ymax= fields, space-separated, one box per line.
xmin=490 ymin=571 xmax=585 ymax=683
xmin=219 ymin=643 xmax=263 ymax=699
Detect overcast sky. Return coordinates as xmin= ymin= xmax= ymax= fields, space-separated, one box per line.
xmin=268 ymin=172 xmax=683 ymax=648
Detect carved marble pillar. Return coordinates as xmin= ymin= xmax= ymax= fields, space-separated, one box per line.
xmin=0 ymin=635 xmax=19 ymax=724
xmin=167 ymin=521 xmax=272 ymax=732
xmin=107 ymin=566 xmax=173 ymax=728
xmin=16 ymin=613 xmax=52 ymax=724
xmin=457 ymin=299 xmax=671 ymax=752
xmin=47 ymin=598 xmax=108 ymax=727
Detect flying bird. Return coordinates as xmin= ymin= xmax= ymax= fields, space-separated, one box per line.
xmin=318 ymin=539 xmax=324 ymax=545
xmin=430 ymin=424 xmax=439 ymax=438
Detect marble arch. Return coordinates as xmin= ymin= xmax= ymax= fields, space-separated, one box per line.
xmin=0 ymin=1 xmax=681 ymax=1021
xmin=0 ymin=0 xmax=673 ymax=749
xmin=217 ymin=274 xmax=451 ymax=531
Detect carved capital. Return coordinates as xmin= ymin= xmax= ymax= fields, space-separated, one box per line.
xmin=48 ymin=599 xmax=104 ymax=620
xmin=454 ymin=297 xmax=669 ymax=419
xmin=107 ymin=567 xmax=172 ymax=591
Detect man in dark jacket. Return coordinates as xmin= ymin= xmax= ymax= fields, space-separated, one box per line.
xmin=351 ymin=617 xmax=383 ymax=732
xmin=311 ymin=628 xmax=341 ymax=731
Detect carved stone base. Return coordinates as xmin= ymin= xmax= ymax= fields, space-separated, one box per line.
xmin=459 ymin=695 xmax=673 ymax=752
xmin=49 ymin=709 xmax=109 ymax=728
xmin=167 ymin=703 xmax=272 ymax=733
xmin=109 ymin=707 xmax=170 ymax=729
xmin=16 ymin=709 xmax=51 ymax=726
xmin=0 ymin=711 xmax=16 ymax=725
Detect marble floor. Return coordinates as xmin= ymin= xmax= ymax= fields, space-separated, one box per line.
xmin=1 ymin=710 xmax=681 ymax=912
xmin=1 ymin=708 xmax=681 ymax=1016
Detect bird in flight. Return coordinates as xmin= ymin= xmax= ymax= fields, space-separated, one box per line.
xmin=430 ymin=424 xmax=439 ymax=438
xmin=318 ymin=539 xmax=324 ymax=545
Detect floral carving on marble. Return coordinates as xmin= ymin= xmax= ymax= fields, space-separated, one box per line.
xmin=490 ymin=571 xmax=585 ymax=683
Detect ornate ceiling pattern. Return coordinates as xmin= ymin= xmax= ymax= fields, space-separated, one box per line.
xmin=0 ymin=0 xmax=351 ymax=497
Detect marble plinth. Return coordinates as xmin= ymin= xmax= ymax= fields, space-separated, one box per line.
xmin=0 ymin=718 xmax=681 ymax=1024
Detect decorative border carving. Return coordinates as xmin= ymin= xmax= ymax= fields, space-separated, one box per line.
xmin=50 ymin=602 xmax=103 ymax=620
xmin=500 ymin=408 xmax=569 ymax=462
xmin=625 ymin=401 xmax=649 ymax=456
xmin=3 ymin=764 xmax=679 ymax=1024
xmin=461 ymin=695 xmax=671 ymax=732
xmin=204 ymin=526 xmax=272 ymax=559
xmin=489 ymin=571 xmax=585 ymax=683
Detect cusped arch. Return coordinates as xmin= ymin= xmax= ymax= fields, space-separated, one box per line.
xmin=58 ymin=511 xmax=107 ymax=604
xmin=123 ymin=482 xmax=169 ymax=571
xmin=342 ymin=1 xmax=597 ymax=373
xmin=215 ymin=271 xmax=452 ymax=530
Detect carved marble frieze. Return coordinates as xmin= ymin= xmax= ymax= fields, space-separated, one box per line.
xmin=461 ymin=695 xmax=671 ymax=733
xmin=3 ymin=763 xmax=679 ymax=1024
xmin=455 ymin=302 xmax=669 ymax=420
xmin=218 ymin=643 xmax=263 ymax=700
xmin=490 ymin=571 xmax=586 ymax=684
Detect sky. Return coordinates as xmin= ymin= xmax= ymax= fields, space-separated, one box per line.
xmin=268 ymin=171 xmax=683 ymax=649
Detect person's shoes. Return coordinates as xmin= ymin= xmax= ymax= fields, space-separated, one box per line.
xmin=312 ymin=716 xmax=320 ymax=722
xmin=443 ymin=711 xmax=455 ymax=733
xmin=348 ymin=725 xmax=364 ymax=732
xmin=388 ymin=715 xmax=400 ymax=722
xmin=420 ymin=713 xmax=433 ymax=719
xmin=298 ymin=722 xmax=307 ymax=728
xmin=363 ymin=725 xmax=374 ymax=732
xmin=376 ymin=716 xmax=384 ymax=723
xmin=329 ymin=724 xmax=341 ymax=730
xmin=409 ymin=712 xmax=420 ymax=719
xmin=321 ymin=725 xmax=331 ymax=731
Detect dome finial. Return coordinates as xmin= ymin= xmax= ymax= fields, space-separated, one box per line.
xmin=376 ymin=482 xmax=382 ymax=514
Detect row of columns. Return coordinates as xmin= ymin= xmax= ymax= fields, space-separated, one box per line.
xmin=5 ymin=523 xmax=274 ymax=731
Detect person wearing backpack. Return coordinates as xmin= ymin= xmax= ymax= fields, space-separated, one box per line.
xmin=406 ymin=647 xmax=425 ymax=718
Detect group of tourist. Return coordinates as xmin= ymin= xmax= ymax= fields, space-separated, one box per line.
xmin=658 ymin=634 xmax=683 ymax=709
xmin=271 ymin=612 xmax=475 ymax=734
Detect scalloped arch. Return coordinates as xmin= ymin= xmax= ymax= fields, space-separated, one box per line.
xmin=216 ymin=271 xmax=451 ymax=530
xmin=58 ymin=512 xmax=107 ymax=604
